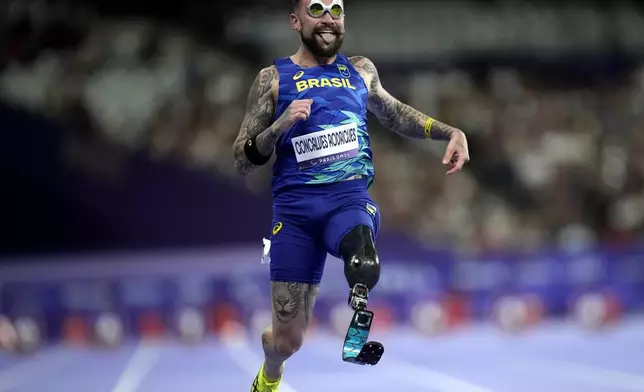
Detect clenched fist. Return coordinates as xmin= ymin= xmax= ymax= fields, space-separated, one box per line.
xmin=275 ymin=99 xmax=313 ymax=132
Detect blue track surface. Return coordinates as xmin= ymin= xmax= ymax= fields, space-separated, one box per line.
xmin=1 ymin=318 xmax=643 ymax=392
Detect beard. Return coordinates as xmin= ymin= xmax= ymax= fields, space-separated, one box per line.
xmin=300 ymin=28 xmax=344 ymax=58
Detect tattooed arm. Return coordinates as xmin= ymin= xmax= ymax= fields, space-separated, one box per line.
xmin=232 ymin=66 xmax=280 ymax=175
xmin=350 ymin=56 xmax=460 ymax=140
xmin=350 ymin=56 xmax=470 ymax=173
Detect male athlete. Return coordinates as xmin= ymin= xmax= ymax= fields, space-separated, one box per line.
xmin=232 ymin=0 xmax=469 ymax=390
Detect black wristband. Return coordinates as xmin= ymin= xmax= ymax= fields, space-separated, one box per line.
xmin=243 ymin=136 xmax=272 ymax=165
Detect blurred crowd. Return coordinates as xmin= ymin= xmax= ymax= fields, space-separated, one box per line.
xmin=2 ymin=2 xmax=643 ymax=253
xmin=1 ymin=1 xmax=252 ymax=183
xmin=374 ymin=67 xmax=644 ymax=253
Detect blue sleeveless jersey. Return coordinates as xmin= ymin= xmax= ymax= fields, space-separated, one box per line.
xmin=271 ymin=54 xmax=375 ymax=194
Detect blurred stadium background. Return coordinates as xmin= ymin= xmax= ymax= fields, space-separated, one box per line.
xmin=1 ymin=0 xmax=643 ymax=391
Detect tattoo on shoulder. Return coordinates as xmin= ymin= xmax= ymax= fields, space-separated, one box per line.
xmin=348 ymin=56 xmax=366 ymax=66
xmin=349 ymin=56 xmax=377 ymax=80
xmin=349 ymin=56 xmax=381 ymax=96
xmin=247 ymin=66 xmax=278 ymax=109
xmin=271 ymin=282 xmax=319 ymax=325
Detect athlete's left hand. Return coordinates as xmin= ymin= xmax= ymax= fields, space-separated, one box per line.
xmin=442 ymin=130 xmax=469 ymax=175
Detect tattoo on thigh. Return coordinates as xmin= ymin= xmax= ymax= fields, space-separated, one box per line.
xmin=304 ymin=285 xmax=319 ymax=325
xmin=271 ymin=282 xmax=319 ymax=324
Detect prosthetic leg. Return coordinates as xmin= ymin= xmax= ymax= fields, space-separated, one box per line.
xmin=339 ymin=226 xmax=385 ymax=366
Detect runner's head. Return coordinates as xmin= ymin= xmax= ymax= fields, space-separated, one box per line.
xmin=291 ymin=0 xmax=345 ymax=58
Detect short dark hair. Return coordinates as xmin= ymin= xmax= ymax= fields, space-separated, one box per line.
xmin=292 ymin=0 xmax=300 ymax=10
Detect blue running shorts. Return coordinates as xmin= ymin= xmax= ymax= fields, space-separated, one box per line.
xmin=269 ymin=178 xmax=380 ymax=285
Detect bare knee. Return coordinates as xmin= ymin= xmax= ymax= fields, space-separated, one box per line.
xmin=261 ymin=326 xmax=305 ymax=354
xmin=266 ymin=325 xmax=304 ymax=358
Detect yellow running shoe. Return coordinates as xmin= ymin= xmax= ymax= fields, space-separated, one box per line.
xmin=251 ymin=362 xmax=282 ymax=392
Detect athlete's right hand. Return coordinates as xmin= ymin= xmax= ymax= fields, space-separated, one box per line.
xmin=276 ymin=99 xmax=313 ymax=132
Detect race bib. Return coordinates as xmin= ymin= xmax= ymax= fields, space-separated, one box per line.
xmin=291 ymin=123 xmax=359 ymax=169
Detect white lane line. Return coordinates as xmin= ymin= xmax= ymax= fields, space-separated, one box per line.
xmin=111 ymin=343 xmax=160 ymax=392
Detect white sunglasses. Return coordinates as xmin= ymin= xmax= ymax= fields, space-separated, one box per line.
xmin=307 ymin=0 xmax=345 ymax=19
